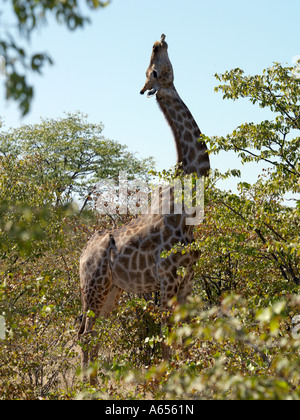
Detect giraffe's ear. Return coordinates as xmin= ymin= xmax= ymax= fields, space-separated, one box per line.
xmin=147 ymin=88 xmax=157 ymax=98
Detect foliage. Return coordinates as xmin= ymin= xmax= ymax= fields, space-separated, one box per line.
xmin=0 ymin=112 xmax=155 ymax=208
xmin=122 ymin=294 xmax=300 ymax=400
xmin=1 ymin=62 xmax=300 ymax=400
xmin=0 ymin=251 xmax=80 ymax=399
xmin=93 ymin=295 xmax=162 ymax=367
xmin=0 ymin=152 xmax=73 ymax=264
xmin=192 ymin=173 xmax=300 ymax=307
xmin=198 ymin=62 xmax=300 ymax=299
xmin=211 ymin=63 xmax=300 ymax=189
xmin=0 ymin=0 xmax=110 ymax=115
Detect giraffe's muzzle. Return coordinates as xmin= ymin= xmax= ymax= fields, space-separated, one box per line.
xmin=140 ymin=86 xmax=157 ymax=98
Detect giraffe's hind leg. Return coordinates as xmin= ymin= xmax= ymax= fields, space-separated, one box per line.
xmin=78 ymin=278 xmax=123 ymax=384
xmin=78 ymin=233 xmax=117 ymax=384
xmin=78 ymin=272 xmax=112 ymax=384
xmin=79 ymin=286 xmax=110 ymax=385
xmin=81 ymin=288 xmax=123 ymax=386
xmin=88 ymin=286 xmax=123 ymax=377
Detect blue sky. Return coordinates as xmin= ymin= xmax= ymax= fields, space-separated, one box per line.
xmin=1 ymin=0 xmax=299 ymax=189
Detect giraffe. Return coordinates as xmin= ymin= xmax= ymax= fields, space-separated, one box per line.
xmin=78 ymin=34 xmax=210 ymax=384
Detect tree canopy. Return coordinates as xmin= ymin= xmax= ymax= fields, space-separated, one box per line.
xmin=0 ymin=111 xmax=155 ymax=206
xmin=211 ymin=63 xmax=300 ymax=189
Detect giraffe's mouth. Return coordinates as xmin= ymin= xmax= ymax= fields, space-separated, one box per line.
xmin=147 ymin=88 xmax=157 ymax=98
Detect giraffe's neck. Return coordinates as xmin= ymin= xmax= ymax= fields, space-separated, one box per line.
xmin=156 ymin=87 xmax=210 ymax=177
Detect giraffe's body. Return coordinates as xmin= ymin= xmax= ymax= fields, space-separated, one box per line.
xmin=78 ymin=35 xmax=210 ymax=382
xmin=79 ymin=210 xmax=195 ymax=321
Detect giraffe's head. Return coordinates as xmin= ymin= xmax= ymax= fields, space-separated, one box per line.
xmin=140 ymin=34 xmax=174 ymax=98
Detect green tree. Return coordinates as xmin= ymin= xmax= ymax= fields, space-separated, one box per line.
xmin=211 ymin=63 xmax=300 ymax=192
xmin=195 ymin=63 xmax=300 ymax=303
xmin=0 ymin=152 xmax=72 ymax=265
xmin=0 ymin=111 xmax=155 ymax=208
xmin=0 ymin=0 xmax=110 ymax=115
